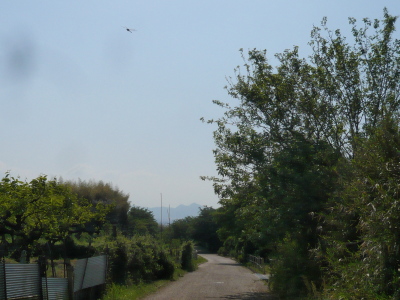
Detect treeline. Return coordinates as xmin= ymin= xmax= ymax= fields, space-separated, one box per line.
xmin=163 ymin=206 xmax=222 ymax=252
xmin=202 ymin=9 xmax=400 ymax=299
xmin=0 ymin=174 xmax=111 ymax=260
xmin=0 ymin=175 xmax=195 ymax=285
xmin=62 ymin=179 xmax=159 ymax=237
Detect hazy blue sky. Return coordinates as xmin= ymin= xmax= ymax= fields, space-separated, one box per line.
xmin=1 ymin=1 xmax=399 ymax=208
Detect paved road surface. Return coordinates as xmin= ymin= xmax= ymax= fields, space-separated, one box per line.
xmin=143 ymin=253 xmax=276 ymax=299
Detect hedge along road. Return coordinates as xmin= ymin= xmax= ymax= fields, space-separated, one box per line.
xmin=143 ymin=252 xmax=277 ymax=300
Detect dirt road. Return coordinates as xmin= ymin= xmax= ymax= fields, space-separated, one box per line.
xmin=143 ymin=253 xmax=276 ymax=299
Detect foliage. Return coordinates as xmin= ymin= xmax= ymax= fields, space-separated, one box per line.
xmin=63 ymin=179 xmax=130 ymax=230
xmin=102 ymin=255 xmax=207 ymax=300
xmin=203 ymin=8 xmax=400 ymax=298
xmin=181 ymin=241 xmax=195 ymax=272
xmin=96 ymin=234 xmax=175 ymax=284
xmin=168 ymin=217 xmax=195 ymax=241
xmin=126 ymin=206 xmax=158 ymax=236
xmin=165 ymin=207 xmax=221 ymax=253
xmin=320 ymin=116 xmax=400 ymax=299
xmin=192 ymin=206 xmax=222 ymax=252
xmin=0 ymin=174 xmax=110 ymax=260
xmin=269 ymin=234 xmax=321 ymax=299
xmin=102 ymin=282 xmax=167 ymax=300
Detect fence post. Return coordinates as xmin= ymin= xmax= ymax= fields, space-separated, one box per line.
xmin=104 ymin=255 xmax=108 ymax=286
xmin=38 ymin=255 xmax=47 ymax=300
xmin=0 ymin=257 xmax=7 ymax=300
xmin=80 ymin=258 xmax=89 ymax=291
xmin=67 ymin=264 xmax=74 ymax=300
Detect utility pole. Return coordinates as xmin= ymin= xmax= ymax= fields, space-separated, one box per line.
xmin=160 ymin=193 xmax=163 ymax=240
xmin=168 ymin=204 xmax=171 ymax=227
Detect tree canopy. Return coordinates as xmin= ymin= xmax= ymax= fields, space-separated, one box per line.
xmin=62 ymin=179 xmax=130 ymax=230
xmin=204 ymin=8 xmax=400 ymax=299
xmin=0 ymin=174 xmax=110 ymax=258
xmin=126 ymin=206 xmax=158 ymax=236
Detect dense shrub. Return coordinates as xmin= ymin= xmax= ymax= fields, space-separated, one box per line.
xmin=181 ymin=241 xmax=195 ymax=272
xmin=269 ymin=235 xmax=321 ymax=299
xmin=109 ymin=237 xmax=129 ymax=283
xmin=217 ymin=246 xmax=228 ymax=256
xmin=97 ymin=235 xmax=175 ymax=284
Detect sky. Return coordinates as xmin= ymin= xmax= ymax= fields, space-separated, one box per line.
xmin=1 ymin=1 xmax=399 ymax=209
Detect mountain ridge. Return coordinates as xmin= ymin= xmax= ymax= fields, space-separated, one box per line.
xmin=146 ymin=203 xmax=203 ymax=224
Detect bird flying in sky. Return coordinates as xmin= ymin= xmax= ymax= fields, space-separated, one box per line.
xmin=122 ymin=26 xmax=136 ymax=33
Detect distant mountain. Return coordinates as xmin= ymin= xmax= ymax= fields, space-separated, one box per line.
xmin=147 ymin=203 xmax=203 ymax=224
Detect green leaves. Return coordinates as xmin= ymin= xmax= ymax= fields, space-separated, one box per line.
xmin=0 ymin=174 xmax=111 ymax=247
xmin=204 ymin=8 xmax=400 ymax=299
xmin=127 ymin=206 xmax=158 ymax=236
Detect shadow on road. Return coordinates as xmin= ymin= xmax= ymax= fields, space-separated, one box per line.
xmin=217 ymin=263 xmax=241 ymax=266
xmin=206 ymin=291 xmax=278 ymax=299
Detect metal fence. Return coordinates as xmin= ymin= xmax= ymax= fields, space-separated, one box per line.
xmin=0 ymin=255 xmax=107 ymax=300
xmin=0 ymin=260 xmax=5 ymax=300
xmin=248 ymin=254 xmax=265 ymax=272
xmin=43 ymin=278 xmax=69 ymax=300
xmin=73 ymin=255 xmax=107 ymax=300
xmin=2 ymin=263 xmax=42 ymax=300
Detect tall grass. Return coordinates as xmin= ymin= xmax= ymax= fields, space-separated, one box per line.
xmin=102 ymin=281 xmax=169 ymax=300
xmin=102 ymin=254 xmax=207 ymax=299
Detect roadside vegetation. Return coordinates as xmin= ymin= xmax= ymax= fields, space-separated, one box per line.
xmin=199 ymin=8 xmax=400 ymax=299
xmin=2 ymin=7 xmax=399 ymax=300
xmin=0 ymin=175 xmax=207 ymax=299
xmin=102 ymin=255 xmax=207 ymax=300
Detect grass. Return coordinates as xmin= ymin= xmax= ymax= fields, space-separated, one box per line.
xmin=193 ymin=255 xmax=207 ymax=266
xmin=102 ymin=281 xmax=171 ymax=300
xmin=244 ymin=261 xmax=271 ymax=275
xmin=102 ymin=255 xmax=208 ymax=300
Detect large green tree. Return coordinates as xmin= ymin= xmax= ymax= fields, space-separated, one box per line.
xmin=169 ymin=216 xmax=195 ymax=242
xmin=204 ymin=8 xmax=400 ymax=298
xmin=192 ymin=206 xmax=221 ymax=252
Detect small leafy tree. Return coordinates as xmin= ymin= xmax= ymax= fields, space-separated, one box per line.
xmin=0 ymin=173 xmax=110 ymax=260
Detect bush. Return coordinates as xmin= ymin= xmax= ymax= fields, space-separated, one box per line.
xmin=97 ymin=235 xmax=175 ymax=284
xmin=127 ymin=237 xmax=175 ymax=282
xmin=110 ymin=237 xmax=129 ymax=284
xmin=269 ymin=235 xmax=321 ymax=299
xmin=217 ymin=247 xmax=228 ymax=256
xmin=155 ymin=250 xmax=175 ymax=279
xmin=181 ymin=241 xmax=195 ymax=272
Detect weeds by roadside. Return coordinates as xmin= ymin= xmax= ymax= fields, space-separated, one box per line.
xmin=102 ymin=254 xmax=207 ymax=299
xmin=244 ymin=261 xmax=270 ymax=275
